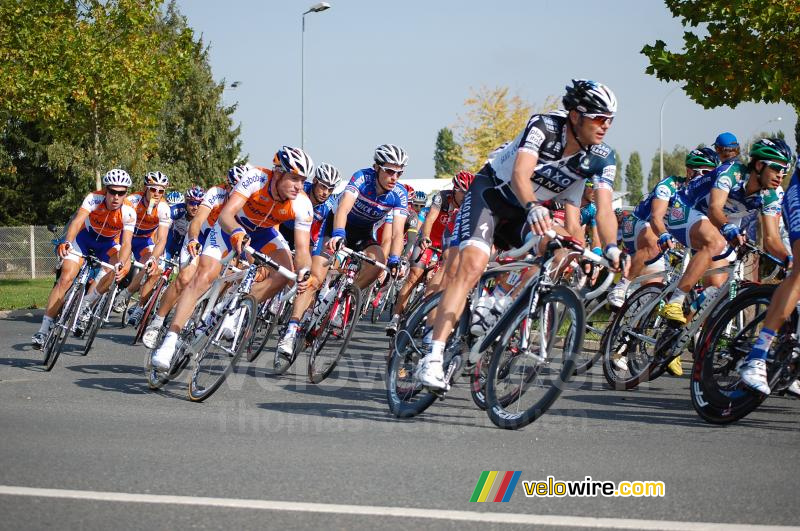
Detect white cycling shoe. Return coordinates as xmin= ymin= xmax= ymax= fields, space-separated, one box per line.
xmin=607 ymin=281 xmax=628 ymax=309
xmin=142 ymin=325 xmax=161 ymax=349
xmin=152 ymin=333 xmax=177 ymax=371
xmin=276 ymin=327 xmax=297 ymax=357
xmin=415 ymin=355 xmax=447 ymax=390
xmin=738 ymin=358 xmax=771 ymax=395
xmin=785 ymin=379 xmax=800 ymax=398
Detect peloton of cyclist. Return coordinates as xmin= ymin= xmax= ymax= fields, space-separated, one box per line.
xmin=32 ymin=169 xmax=136 ymax=347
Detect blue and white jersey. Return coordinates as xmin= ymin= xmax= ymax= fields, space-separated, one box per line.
xmin=683 ymin=160 xmax=782 ymax=220
xmin=344 ymin=168 xmax=409 ymax=228
xmin=283 ymin=181 xmax=341 ymax=242
xmin=165 ymin=202 xmax=192 ymax=252
xmin=633 ymin=176 xmax=685 ymax=222
xmin=486 ymin=110 xmax=617 ymax=208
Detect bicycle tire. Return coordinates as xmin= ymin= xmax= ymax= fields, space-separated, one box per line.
xmin=485 ymin=285 xmax=585 ymax=430
xmin=82 ymin=290 xmax=112 ymax=356
xmin=188 ymin=295 xmax=258 ymax=402
xmin=369 ymin=284 xmax=382 ymax=324
xmin=691 ymin=285 xmax=777 ymax=424
xmin=307 ymin=287 xmax=361 ymax=384
xmin=42 ymin=284 xmax=81 ymax=371
xmin=601 ymin=283 xmax=666 ymax=390
xmin=246 ymin=294 xmax=288 ymax=364
xmin=133 ymin=278 xmax=165 ymax=346
xmin=386 ymin=292 xmax=442 ymax=417
xmin=262 ymin=300 xmax=299 ymax=374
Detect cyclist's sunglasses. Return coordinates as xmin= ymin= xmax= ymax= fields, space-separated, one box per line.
xmin=187 ymin=200 xmax=202 ymax=206
xmin=106 ymin=187 xmax=128 ymax=197
xmin=765 ymin=161 xmax=790 ymax=174
xmin=148 ymin=186 xmax=165 ymax=194
xmin=689 ymin=167 xmax=712 ymax=176
xmin=582 ymin=113 xmax=614 ymax=125
xmin=380 ymin=166 xmax=404 ymax=177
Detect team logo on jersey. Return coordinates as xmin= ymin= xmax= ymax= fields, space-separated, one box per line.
xmin=623 ymin=218 xmax=634 ymax=234
xmin=669 ymin=206 xmax=686 ymax=222
xmin=580 ymin=155 xmax=591 ymax=171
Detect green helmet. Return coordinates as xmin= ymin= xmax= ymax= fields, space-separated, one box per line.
xmin=685 ymin=147 xmax=720 ymax=168
xmin=749 ymin=138 xmax=792 ymax=163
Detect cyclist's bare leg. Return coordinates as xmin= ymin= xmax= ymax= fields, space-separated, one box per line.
xmin=154 ymin=261 xmax=196 ymax=319
xmin=679 ymin=219 xmax=728 ymax=292
xmin=761 ymin=239 xmax=800 ymax=330
xmin=426 ymin=248 xmax=460 ymax=324
xmin=628 ymin=225 xmax=661 ymax=279
xmin=425 ymin=247 xmax=456 ymax=296
xmin=167 ymin=255 xmax=221 ymax=333
xmin=44 ymin=259 xmax=81 ymax=319
xmin=289 ymin=254 xmax=329 ymax=321
xmin=250 ymin=248 xmax=294 ymax=303
xmin=355 ymin=244 xmax=385 ymax=290
xmin=431 ymin=245 xmax=489 ymax=343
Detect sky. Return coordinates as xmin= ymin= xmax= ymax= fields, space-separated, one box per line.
xmin=177 ymin=0 xmax=796 ymax=182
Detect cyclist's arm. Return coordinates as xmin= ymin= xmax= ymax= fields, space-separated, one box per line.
xmin=118 ymin=228 xmax=133 ymax=268
xmin=380 ymin=221 xmax=392 ymax=258
xmin=649 ymin=198 xmax=670 ymax=236
xmin=760 ymin=213 xmax=790 ymax=261
xmin=187 ymin=205 xmax=211 ymax=241
xmin=590 ymin=224 xmax=600 ymax=249
xmin=293 ymin=226 xmax=312 ymax=276
xmin=64 ymin=209 xmax=90 ymax=243
xmin=707 ymin=188 xmax=730 ymax=229
xmin=390 ymin=214 xmax=408 ymax=259
xmin=510 ymin=151 xmax=539 ymax=206
xmin=563 ymin=203 xmax=583 ymax=242
xmin=333 ymin=192 xmax=356 ymax=231
xmin=151 ymin=223 xmax=170 ymax=261
xmin=218 ymin=193 xmax=248 ymax=235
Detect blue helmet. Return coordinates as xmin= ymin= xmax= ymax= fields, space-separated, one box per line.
xmin=185 ymin=185 xmax=205 ymax=202
xmin=165 ymin=191 xmax=183 ymax=205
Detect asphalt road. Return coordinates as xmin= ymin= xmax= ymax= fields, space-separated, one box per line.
xmin=1 ymin=310 xmax=798 ymax=530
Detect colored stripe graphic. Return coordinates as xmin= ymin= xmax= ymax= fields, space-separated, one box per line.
xmin=470 ymin=471 xmax=521 ymax=502
xmin=469 ymin=471 xmax=490 ymax=503
xmin=477 ymin=471 xmax=498 ymax=502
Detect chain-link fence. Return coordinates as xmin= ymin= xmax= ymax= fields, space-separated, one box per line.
xmin=0 ymin=226 xmax=64 ymax=279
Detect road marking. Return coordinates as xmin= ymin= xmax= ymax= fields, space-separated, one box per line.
xmin=0 ymin=485 xmax=796 ymax=530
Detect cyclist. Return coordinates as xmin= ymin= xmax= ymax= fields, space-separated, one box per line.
xmin=660 ymin=139 xmax=791 ymax=329
xmin=142 ymin=168 xmax=246 ymax=349
xmin=327 ymin=144 xmax=410 ymax=290
xmin=275 ymin=162 xmax=342 ymax=357
xmin=415 ymin=79 xmax=624 ymax=389
xmin=32 ymin=169 xmax=136 ymax=347
xmin=163 ymin=185 xmax=205 ymax=267
xmin=152 ymin=148 xmax=315 ymax=370
xmin=738 ymin=150 xmax=799 ymax=395
xmin=714 ymin=132 xmax=740 ymax=163
xmin=608 ymin=148 xmax=721 ymax=309
xmin=113 ymin=171 xmax=173 ymax=327
xmin=386 ymin=171 xmax=474 ymax=334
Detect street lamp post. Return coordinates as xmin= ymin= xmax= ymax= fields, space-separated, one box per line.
xmin=754 ymin=116 xmax=783 ymax=137
xmin=659 ymin=85 xmax=680 ymax=183
xmin=301 ymin=2 xmax=331 ymax=150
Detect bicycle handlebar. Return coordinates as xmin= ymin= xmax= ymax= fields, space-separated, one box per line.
xmin=244 ymin=246 xmax=298 ymax=281
xmin=336 ymin=246 xmax=389 ymax=271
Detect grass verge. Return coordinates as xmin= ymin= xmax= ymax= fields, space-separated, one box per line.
xmin=0 ymin=277 xmax=54 ymax=310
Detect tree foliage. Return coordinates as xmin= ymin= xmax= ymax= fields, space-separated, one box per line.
xmin=641 ymin=0 xmax=800 ymax=145
xmin=433 ymin=127 xmax=463 ymax=178
xmin=613 ymin=150 xmax=624 ymax=191
xmin=625 ymin=152 xmax=644 ymax=204
xmin=457 ymin=87 xmax=558 ymax=171
xmin=0 ymin=0 xmax=242 ymax=225
xmin=648 ymin=146 xmax=689 ymax=189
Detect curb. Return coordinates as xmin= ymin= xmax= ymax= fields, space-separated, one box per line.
xmin=0 ymin=309 xmax=45 ymax=320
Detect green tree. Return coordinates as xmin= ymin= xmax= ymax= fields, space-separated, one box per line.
xmin=641 ymin=0 xmax=800 ymax=146
xmin=613 ymin=149 xmax=624 ymax=191
xmin=433 ymin=127 xmax=463 ymax=178
xmin=456 ymin=87 xmax=558 ymax=171
xmin=648 ymin=146 xmax=689 ymax=189
xmin=626 ymin=152 xmax=644 ymax=204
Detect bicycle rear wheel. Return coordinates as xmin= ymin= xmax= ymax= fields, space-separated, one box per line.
xmin=246 ymin=293 xmax=288 ymax=364
xmin=188 ymin=295 xmax=257 ymax=402
xmin=42 ymin=284 xmax=81 ymax=371
xmin=307 ymin=286 xmax=361 ymax=384
xmin=485 ymin=285 xmax=584 ymax=430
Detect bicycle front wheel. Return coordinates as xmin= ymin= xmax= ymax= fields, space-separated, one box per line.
xmin=188 ymin=295 xmax=258 ymax=402
xmin=485 ymin=285 xmax=585 ymax=430
xmin=83 ymin=290 xmax=113 ymax=356
xmin=42 ymin=284 xmax=81 ymax=371
xmin=307 ymin=287 xmax=361 ymax=384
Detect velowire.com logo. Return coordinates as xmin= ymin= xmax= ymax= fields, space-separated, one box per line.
xmin=469 ymin=471 xmax=522 ymax=503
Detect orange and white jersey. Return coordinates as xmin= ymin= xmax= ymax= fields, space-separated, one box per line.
xmin=232 ymin=167 xmax=313 ymax=233
xmin=127 ymin=191 xmax=171 ymax=238
xmin=79 ymin=190 xmax=136 ymax=239
xmin=200 ymin=184 xmax=229 ymax=230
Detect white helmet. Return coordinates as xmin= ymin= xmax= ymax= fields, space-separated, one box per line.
xmin=374 ymin=144 xmax=408 ymax=167
xmin=273 ymin=146 xmax=315 ymax=179
xmin=102 ymin=169 xmax=132 ymax=188
xmin=314 ymin=163 xmax=341 ymax=188
xmin=144 ymin=170 xmax=169 ymax=187
xmin=227 ymin=164 xmax=252 ymax=186
xmin=563 ymin=79 xmax=617 ymax=115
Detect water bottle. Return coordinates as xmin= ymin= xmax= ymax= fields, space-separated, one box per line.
xmin=689 ymin=286 xmax=719 ymax=314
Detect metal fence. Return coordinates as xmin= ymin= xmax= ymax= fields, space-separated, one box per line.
xmin=0 ymin=225 xmax=64 ymax=279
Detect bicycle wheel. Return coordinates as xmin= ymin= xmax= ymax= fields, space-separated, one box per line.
xmin=144 ymin=308 xmax=180 ymax=390
xmin=132 ymin=278 xmax=165 ymax=346
xmin=691 ymin=285 xmax=779 ymax=424
xmin=42 ymin=284 xmax=81 ymax=371
xmin=246 ymin=293 xmax=288 ymax=364
xmin=601 ymin=283 xmax=666 ymax=390
xmin=264 ymin=302 xmax=301 ymax=375
xmin=307 ymin=286 xmax=362 ymax=384
xmin=485 ymin=285 xmax=585 ymax=430
xmin=368 ymin=284 xmax=382 ymax=324
xmin=188 ymin=295 xmax=258 ymax=402
xmin=573 ymin=282 xmax=615 ymax=375
xmin=82 ymin=290 xmax=111 ymax=356
xmin=386 ymin=292 xmax=442 ymax=417
xmin=469 ymin=348 xmax=492 ymax=410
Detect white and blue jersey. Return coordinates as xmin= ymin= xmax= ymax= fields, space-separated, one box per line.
xmin=164 ymin=202 xmax=192 ymax=259
xmin=682 ymin=160 xmax=782 ymax=220
xmin=344 ymin=168 xmax=409 ymax=229
xmin=782 ymin=161 xmax=800 ymax=244
xmin=633 ymin=176 xmax=685 ymax=222
xmin=282 ymin=181 xmax=340 ymax=242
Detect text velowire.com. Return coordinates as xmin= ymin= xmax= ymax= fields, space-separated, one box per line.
xmin=523 ymin=476 xmax=665 ymax=498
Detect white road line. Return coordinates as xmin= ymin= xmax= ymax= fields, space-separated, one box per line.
xmin=0 ymin=485 xmax=795 ymax=531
